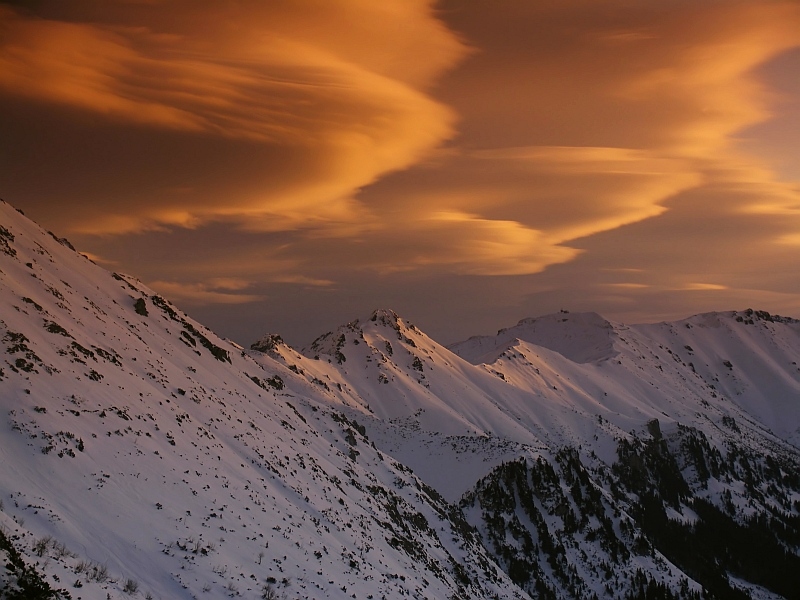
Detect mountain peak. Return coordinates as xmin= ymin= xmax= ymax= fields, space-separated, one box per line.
xmin=368 ymin=307 xmax=422 ymax=335
xmin=370 ymin=307 xmax=401 ymax=326
xmin=510 ymin=310 xmax=612 ymax=331
xmin=250 ymin=332 xmax=289 ymax=356
xmin=302 ymin=308 xmax=423 ymax=361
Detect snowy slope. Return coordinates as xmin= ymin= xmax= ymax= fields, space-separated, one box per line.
xmin=450 ymin=308 xmax=800 ymax=454
xmin=633 ymin=311 xmax=800 ymax=445
xmin=3 ymin=200 xmax=800 ymax=600
xmin=447 ymin=310 xmax=800 ymax=598
xmin=0 ymin=201 xmax=526 ymax=600
xmin=450 ymin=311 xmax=620 ymax=365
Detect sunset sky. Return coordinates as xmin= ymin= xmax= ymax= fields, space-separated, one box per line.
xmin=2 ymin=0 xmax=800 ymax=346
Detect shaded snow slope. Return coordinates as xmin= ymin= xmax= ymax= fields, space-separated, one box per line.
xmin=450 ymin=311 xmax=620 ymax=365
xmin=449 ymin=308 xmax=800 ymax=454
xmin=632 ymin=311 xmax=800 ymax=445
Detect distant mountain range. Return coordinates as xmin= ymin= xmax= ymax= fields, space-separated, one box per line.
xmin=2 ymin=199 xmax=800 ymax=600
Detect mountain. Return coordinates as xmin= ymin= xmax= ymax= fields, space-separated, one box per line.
xmin=261 ymin=306 xmax=800 ymax=599
xmin=448 ymin=310 xmax=800 ymax=599
xmin=2 ymin=199 xmax=800 ymax=600
xmin=0 ymin=201 xmax=522 ymax=600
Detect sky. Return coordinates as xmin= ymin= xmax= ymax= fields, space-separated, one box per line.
xmin=2 ymin=0 xmax=800 ymax=347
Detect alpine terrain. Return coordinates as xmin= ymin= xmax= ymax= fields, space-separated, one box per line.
xmin=2 ymin=198 xmax=800 ymax=600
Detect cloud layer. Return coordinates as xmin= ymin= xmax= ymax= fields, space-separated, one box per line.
xmin=1 ymin=0 xmax=800 ymax=344
xmin=0 ymin=1 xmax=465 ymax=233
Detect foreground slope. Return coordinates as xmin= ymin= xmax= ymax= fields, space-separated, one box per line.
xmin=0 ymin=200 xmax=524 ymax=600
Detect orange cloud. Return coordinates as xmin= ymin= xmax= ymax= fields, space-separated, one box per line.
xmin=467 ymin=145 xmax=701 ymax=241
xmin=0 ymin=9 xmax=208 ymax=133
xmin=680 ymin=283 xmax=729 ymax=292
xmin=605 ymin=283 xmax=649 ymax=290
xmin=415 ymin=210 xmax=578 ymax=275
xmin=612 ymin=3 xmax=800 ymax=157
xmin=778 ymin=234 xmax=800 ymax=246
xmin=0 ymin=2 xmax=467 ymax=234
xmin=148 ymin=280 xmax=263 ymax=305
xmin=340 ymin=0 xmax=800 ymax=279
xmin=4 ymin=0 xmax=800 ymax=324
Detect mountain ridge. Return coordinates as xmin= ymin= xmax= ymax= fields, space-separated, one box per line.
xmin=3 ymin=199 xmax=800 ymax=600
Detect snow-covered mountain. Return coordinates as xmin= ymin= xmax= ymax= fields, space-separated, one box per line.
xmin=2 ymin=200 xmax=800 ymax=600
xmin=0 ymin=201 xmax=522 ymax=600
